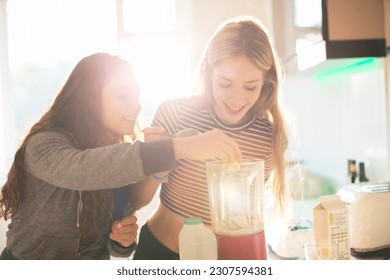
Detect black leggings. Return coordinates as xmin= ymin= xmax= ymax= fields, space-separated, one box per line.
xmin=132 ymin=223 xmax=179 ymax=260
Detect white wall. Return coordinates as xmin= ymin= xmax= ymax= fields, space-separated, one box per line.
xmin=171 ymin=0 xmax=274 ymax=88
xmin=188 ymin=0 xmax=273 ymax=59
xmin=284 ymin=58 xmax=389 ymax=187
xmin=0 ymin=220 xmax=8 ymax=250
xmin=0 ymin=0 xmax=9 ymax=252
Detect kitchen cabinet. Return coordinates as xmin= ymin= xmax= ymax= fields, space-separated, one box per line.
xmin=322 ymin=0 xmax=386 ymax=58
xmin=385 ymin=0 xmax=390 ymax=48
xmin=385 ymin=1 xmax=390 ymax=173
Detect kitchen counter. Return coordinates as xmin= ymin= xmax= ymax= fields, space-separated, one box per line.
xmin=267 ymin=245 xmax=390 ymax=260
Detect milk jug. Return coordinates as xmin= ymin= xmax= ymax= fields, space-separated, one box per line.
xmin=179 ymin=217 xmax=218 ymax=260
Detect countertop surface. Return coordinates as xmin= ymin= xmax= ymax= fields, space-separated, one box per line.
xmin=267 ymin=244 xmax=390 ymax=260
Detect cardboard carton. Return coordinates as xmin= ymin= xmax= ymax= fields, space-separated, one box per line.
xmin=313 ymin=194 xmax=351 ymax=260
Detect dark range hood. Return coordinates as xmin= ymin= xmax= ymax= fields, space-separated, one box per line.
xmin=293 ymin=0 xmax=388 ymax=72
xmin=321 ymin=0 xmax=387 ymax=59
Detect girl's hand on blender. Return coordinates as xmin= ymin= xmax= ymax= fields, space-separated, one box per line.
xmin=172 ymin=129 xmax=242 ymax=163
xmin=142 ymin=126 xmax=169 ymax=142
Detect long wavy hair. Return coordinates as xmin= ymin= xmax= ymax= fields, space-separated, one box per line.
xmin=193 ymin=16 xmax=289 ymax=214
xmin=0 ymin=53 xmax=139 ymax=244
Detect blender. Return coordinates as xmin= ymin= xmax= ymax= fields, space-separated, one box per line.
xmin=205 ymin=159 xmax=267 ymax=260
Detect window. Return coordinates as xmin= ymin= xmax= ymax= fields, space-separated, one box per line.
xmin=0 ymin=0 xmax=192 ymax=177
xmin=294 ymin=0 xmax=322 ymax=28
xmin=0 ymin=0 xmax=116 ymax=177
xmin=122 ymin=0 xmax=176 ymax=33
xmin=117 ymin=0 xmax=192 ymax=125
xmin=292 ymin=0 xmax=323 ymax=70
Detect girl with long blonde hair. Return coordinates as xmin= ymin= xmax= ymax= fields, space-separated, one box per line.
xmin=134 ymin=16 xmax=289 ymax=260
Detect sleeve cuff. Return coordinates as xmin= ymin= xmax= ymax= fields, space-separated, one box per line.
xmin=107 ymin=239 xmax=137 ymax=258
xmin=139 ymin=138 xmax=177 ymax=176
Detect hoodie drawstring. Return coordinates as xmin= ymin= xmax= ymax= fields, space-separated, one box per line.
xmin=77 ymin=191 xmax=83 ymax=228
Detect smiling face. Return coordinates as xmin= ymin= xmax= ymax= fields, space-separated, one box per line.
xmin=101 ymin=69 xmax=141 ymax=137
xmin=211 ymin=55 xmax=264 ymax=125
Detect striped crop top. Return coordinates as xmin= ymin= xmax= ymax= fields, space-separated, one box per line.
xmin=152 ymin=98 xmax=273 ymax=225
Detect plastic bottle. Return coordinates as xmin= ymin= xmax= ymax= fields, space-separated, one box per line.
xmin=179 ymin=217 xmax=218 ymax=260
xmin=358 ymin=162 xmax=369 ymax=182
xmin=347 ymin=159 xmax=357 ymax=184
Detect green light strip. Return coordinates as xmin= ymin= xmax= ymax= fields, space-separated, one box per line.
xmin=313 ymin=57 xmax=378 ymax=79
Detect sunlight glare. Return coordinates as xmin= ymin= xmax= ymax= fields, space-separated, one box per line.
xmin=119 ymin=35 xmax=192 ymax=124
xmin=123 ymin=0 xmax=176 ymax=33
xmin=119 ymin=0 xmax=192 ymax=122
xmin=7 ymin=0 xmax=116 ymax=70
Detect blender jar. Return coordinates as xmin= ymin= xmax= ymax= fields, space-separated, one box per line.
xmin=206 ymin=159 xmax=267 ymax=259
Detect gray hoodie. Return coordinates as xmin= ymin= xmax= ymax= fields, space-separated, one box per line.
xmin=5 ymin=130 xmax=176 ymax=259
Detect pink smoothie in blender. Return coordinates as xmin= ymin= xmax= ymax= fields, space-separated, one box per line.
xmin=206 ymin=159 xmax=267 ymax=260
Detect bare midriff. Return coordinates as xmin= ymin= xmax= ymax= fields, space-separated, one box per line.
xmin=147 ymin=202 xmax=185 ymax=253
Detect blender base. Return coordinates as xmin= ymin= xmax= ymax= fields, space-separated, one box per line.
xmin=217 ymin=231 xmax=267 ymax=260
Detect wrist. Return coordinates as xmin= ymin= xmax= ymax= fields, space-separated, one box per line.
xmin=114 ymin=240 xmax=137 ymax=249
xmin=172 ymin=138 xmax=185 ymax=160
xmin=152 ymin=173 xmax=169 ymax=182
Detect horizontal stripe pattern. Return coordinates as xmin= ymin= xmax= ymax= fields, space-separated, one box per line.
xmin=152 ymin=98 xmax=273 ymax=225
